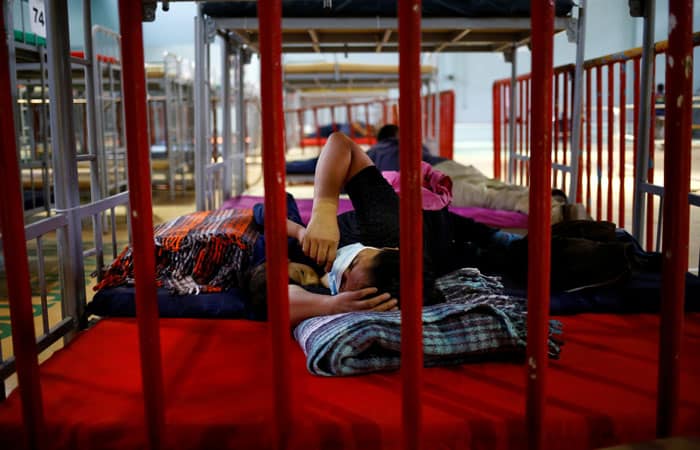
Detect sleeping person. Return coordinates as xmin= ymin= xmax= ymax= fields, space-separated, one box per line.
xmin=288 ymin=124 xmax=576 ymax=222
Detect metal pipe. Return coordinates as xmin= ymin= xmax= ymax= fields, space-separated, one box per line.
xmin=117 ymin=2 xmax=166 ymax=448
xmin=568 ymin=0 xmax=587 ymax=202
xmin=526 ymin=2 xmax=554 ymax=449
xmin=194 ymin=6 xmax=208 ymax=211
xmin=222 ymin=36 xmax=232 ymax=200
xmin=398 ymin=1 xmax=423 ymax=450
xmin=508 ymin=45 xmax=517 ymax=184
xmin=46 ymin=0 xmax=86 ymax=335
xmin=236 ymin=45 xmax=247 ymax=194
xmin=0 ymin=2 xmax=46 ymax=447
xmin=619 ymin=62 xmax=627 ymax=227
xmin=258 ymin=1 xmax=292 ymax=448
xmin=657 ymin=0 xmax=692 ymax=436
xmin=632 ymin=0 xmax=656 ymax=240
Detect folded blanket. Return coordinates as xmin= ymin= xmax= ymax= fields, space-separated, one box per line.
xmin=95 ymin=209 xmax=259 ymax=295
xmin=295 ymin=268 xmax=563 ymax=376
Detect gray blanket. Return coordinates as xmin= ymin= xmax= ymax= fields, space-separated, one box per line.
xmin=294 ymin=268 xmax=563 ymax=376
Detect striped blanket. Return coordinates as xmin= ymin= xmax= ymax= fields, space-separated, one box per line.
xmin=294 ymin=268 xmax=563 ymax=376
xmin=95 ymin=209 xmax=259 ymax=295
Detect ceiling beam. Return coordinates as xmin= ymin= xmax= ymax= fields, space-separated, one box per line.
xmin=307 ymin=29 xmax=321 ymax=53
xmin=434 ymin=29 xmax=471 ymax=53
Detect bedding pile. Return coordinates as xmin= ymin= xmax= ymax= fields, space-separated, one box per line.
xmin=295 ymin=268 xmax=562 ymax=376
xmin=95 ymin=209 xmax=259 ymax=295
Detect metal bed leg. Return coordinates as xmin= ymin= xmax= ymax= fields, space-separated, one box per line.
xmin=398 ymin=1 xmax=424 ymax=449
xmin=527 ymin=2 xmax=555 ymax=449
xmin=568 ymin=0 xmax=587 ymax=203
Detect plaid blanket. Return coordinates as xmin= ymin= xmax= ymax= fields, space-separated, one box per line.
xmin=95 ymin=209 xmax=259 ymax=295
xmin=294 ymin=268 xmax=563 ymax=376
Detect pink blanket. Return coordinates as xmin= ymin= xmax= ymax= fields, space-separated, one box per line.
xmin=220 ymin=196 xmax=527 ymax=229
xmin=381 ymin=162 xmax=453 ymax=211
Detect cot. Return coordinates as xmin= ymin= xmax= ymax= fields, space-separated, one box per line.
xmin=1 ymin=1 xmax=697 ymax=450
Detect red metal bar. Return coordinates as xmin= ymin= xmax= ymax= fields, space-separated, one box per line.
xmin=392 ymin=103 xmax=399 ymax=124
xmin=382 ymin=100 xmax=388 ymax=124
xmin=438 ymin=91 xmax=455 ymax=159
xmin=259 ymin=1 xmax=292 ymax=448
xmin=526 ymin=2 xmax=554 ymax=449
xmin=493 ymin=83 xmax=502 ymax=179
xmin=618 ymin=62 xmax=626 ymax=227
xmin=596 ymin=65 xmax=603 ymax=221
xmin=657 ymin=0 xmax=692 ymax=436
xmin=398 ymin=1 xmax=423 ymax=449
xmin=607 ymin=63 xmax=615 ymax=222
xmin=118 ymin=2 xmax=165 ymax=448
xmin=430 ymin=94 xmax=437 ymax=138
xmin=313 ymin=107 xmax=320 ymax=141
xmin=330 ymin=106 xmax=337 ymax=131
xmin=585 ymin=68 xmax=592 ymax=214
xmin=518 ymin=79 xmax=525 ymax=184
xmin=0 ymin=6 xmax=46 ymax=449
xmin=525 ymin=78 xmax=531 ymax=184
xmin=503 ymin=83 xmax=509 ymax=179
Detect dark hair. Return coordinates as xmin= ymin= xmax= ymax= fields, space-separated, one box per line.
xmin=246 ymin=263 xmax=270 ymax=320
xmin=366 ymin=248 xmax=444 ymax=306
xmin=376 ymin=124 xmax=399 ymax=142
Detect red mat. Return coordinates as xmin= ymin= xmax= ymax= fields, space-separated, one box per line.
xmin=1 ymin=314 xmax=699 ymax=449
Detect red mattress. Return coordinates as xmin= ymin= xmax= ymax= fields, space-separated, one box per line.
xmin=1 ymin=314 xmax=699 ymax=450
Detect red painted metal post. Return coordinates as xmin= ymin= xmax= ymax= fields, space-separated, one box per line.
xmin=398 ymin=2 xmax=423 ymax=450
xmin=657 ymin=0 xmax=692 ymax=436
xmin=527 ymin=2 xmax=554 ymax=450
xmin=607 ymin=63 xmax=615 ymax=222
xmin=493 ymin=83 xmax=502 ymax=179
xmin=364 ymin=103 xmax=371 ymax=137
xmin=618 ymin=62 xmax=627 ymax=227
xmin=118 ymin=2 xmax=165 ymax=448
xmin=503 ymin=84 xmax=509 ymax=179
xmin=313 ymin=107 xmax=320 ymax=142
xmin=259 ymin=1 xmax=292 ymax=448
xmin=518 ymin=78 xmax=524 ymax=184
xmin=0 ymin=6 xmax=46 ymax=449
xmin=585 ymin=69 xmax=592 ymax=214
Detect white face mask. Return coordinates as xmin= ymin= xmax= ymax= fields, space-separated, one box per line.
xmin=327 ymin=243 xmax=368 ymax=295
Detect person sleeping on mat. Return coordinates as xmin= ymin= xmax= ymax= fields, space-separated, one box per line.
xmin=274 ymin=131 xmax=672 ymax=327
xmin=286 ymin=124 xmax=585 ymax=222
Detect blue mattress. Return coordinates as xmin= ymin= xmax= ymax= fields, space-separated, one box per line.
xmin=202 ymin=0 xmax=575 ymax=19
xmin=87 ymin=286 xmax=251 ymax=319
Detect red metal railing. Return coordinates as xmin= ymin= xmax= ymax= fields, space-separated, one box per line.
xmin=284 ymin=90 xmax=456 ymax=158
xmin=493 ymin=31 xmax=700 ymax=252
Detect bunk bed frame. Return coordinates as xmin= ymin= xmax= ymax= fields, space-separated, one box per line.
xmin=1 ymin=1 xmax=698 ymax=449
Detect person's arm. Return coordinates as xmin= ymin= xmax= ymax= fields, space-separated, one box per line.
xmin=289 ymin=284 xmax=397 ymax=328
xmin=300 ymin=132 xmax=373 ymax=270
xmin=287 ymin=219 xmax=305 ymax=242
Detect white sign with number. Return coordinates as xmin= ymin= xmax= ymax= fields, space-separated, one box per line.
xmin=29 ymin=0 xmax=46 ymax=38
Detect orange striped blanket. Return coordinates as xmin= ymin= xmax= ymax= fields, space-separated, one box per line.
xmin=95 ymin=209 xmax=259 ymax=295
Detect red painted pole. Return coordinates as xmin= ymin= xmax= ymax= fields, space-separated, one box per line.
xmin=398 ymin=1 xmax=423 ymax=450
xmin=0 ymin=5 xmax=46 ymax=449
xmin=493 ymin=83 xmax=502 ymax=179
xmin=346 ymin=104 xmax=354 ymax=138
xmin=259 ymin=1 xmax=292 ymax=448
xmin=313 ymin=107 xmax=320 ymax=143
xmin=119 ymin=0 xmax=165 ymax=449
xmin=364 ymin=103 xmax=371 ymax=137
xmin=526 ymin=2 xmax=554 ymax=449
xmin=607 ymin=63 xmax=615 ymax=222
xmin=503 ymin=83 xmax=509 ymax=179
xmin=657 ymin=0 xmax=692 ymax=436
xmin=618 ymin=62 xmax=627 ymax=227
xmin=585 ymin=69 xmax=592 ymax=214
xmin=118 ymin=1 xmax=165 ymax=448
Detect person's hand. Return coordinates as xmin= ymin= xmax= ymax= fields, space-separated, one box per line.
xmin=327 ymin=287 xmax=398 ymax=315
xmin=301 ymin=203 xmax=340 ymax=271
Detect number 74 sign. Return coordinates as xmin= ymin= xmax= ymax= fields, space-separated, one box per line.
xmin=29 ymin=0 xmax=46 ymax=38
